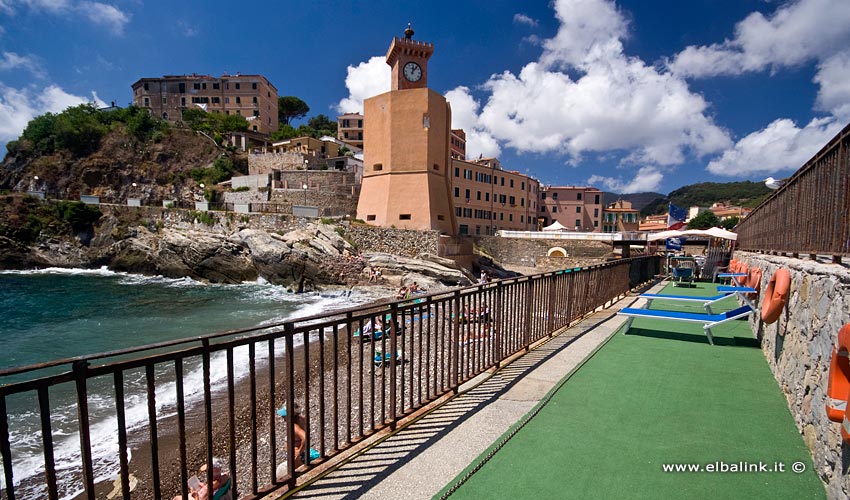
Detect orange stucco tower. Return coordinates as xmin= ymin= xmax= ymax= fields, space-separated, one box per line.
xmin=356 ymin=25 xmax=457 ymax=234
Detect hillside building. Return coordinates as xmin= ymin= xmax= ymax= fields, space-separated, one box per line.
xmin=602 ymin=199 xmax=640 ymax=232
xmin=538 ymin=186 xmax=603 ymax=232
xmin=337 ymin=112 xmax=364 ymax=149
xmin=131 ymin=73 xmax=279 ymax=135
xmin=450 ymin=157 xmax=539 ymax=235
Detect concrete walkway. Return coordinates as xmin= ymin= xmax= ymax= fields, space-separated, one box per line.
xmin=288 ymin=290 xmax=651 ymax=500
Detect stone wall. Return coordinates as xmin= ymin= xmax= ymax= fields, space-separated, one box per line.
xmin=272 ymin=170 xmax=359 ymax=195
xmin=343 ymin=225 xmax=440 ymax=257
xmin=736 ymin=251 xmax=850 ymax=500
xmin=248 ymin=152 xmax=304 ymax=174
xmin=475 ymin=236 xmax=614 ymax=268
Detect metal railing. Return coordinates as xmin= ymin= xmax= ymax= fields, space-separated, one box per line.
xmin=735 ymin=122 xmax=850 ymax=261
xmin=0 ymin=256 xmax=659 ymax=500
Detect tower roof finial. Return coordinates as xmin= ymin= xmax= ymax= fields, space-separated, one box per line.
xmin=404 ymin=22 xmax=414 ymax=40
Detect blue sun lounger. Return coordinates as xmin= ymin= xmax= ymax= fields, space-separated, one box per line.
xmin=717 ymin=272 xmax=748 ymax=285
xmin=639 ymin=286 xmax=756 ymax=314
xmin=617 ymin=304 xmax=755 ymax=346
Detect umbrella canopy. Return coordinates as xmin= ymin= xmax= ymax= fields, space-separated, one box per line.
xmin=542 ymin=220 xmax=569 ymax=231
xmin=647 ymin=227 xmax=737 ymax=242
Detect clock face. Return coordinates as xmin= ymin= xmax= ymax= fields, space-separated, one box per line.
xmin=403 ymin=61 xmax=422 ymax=82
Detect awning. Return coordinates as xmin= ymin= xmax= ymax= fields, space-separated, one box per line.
xmin=542 ymin=220 xmax=569 ymax=231
xmin=647 ymin=227 xmax=737 ymax=242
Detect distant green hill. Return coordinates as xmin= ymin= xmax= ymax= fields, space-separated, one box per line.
xmin=604 ymin=181 xmax=771 ymax=217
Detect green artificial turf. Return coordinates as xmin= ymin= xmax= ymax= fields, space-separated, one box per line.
xmin=436 ymin=282 xmax=825 ymax=500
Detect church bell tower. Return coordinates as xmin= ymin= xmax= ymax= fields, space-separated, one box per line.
xmin=355 ymin=25 xmax=457 ymax=235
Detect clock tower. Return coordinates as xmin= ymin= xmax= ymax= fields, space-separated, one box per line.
xmin=356 ymin=26 xmax=457 ymax=235
xmin=387 ymin=24 xmax=432 ymax=91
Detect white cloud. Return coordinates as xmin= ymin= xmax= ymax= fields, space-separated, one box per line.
xmin=588 ymin=166 xmax=664 ymax=194
xmin=466 ymin=0 xmax=731 ymax=167
xmin=814 ymin=50 xmax=850 ymax=120
xmin=513 ymin=13 xmax=538 ymax=27
xmin=0 ymin=83 xmax=105 ymax=146
xmin=445 ymin=86 xmax=501 ymax=159
xmin=334 ymin=56 xmax=390 ymax=114
xmin=4 ymin=0 xmax=129 ymax=34
xmin=0 ymin=51 xmax=45 ymax=78
xmin=78 ymin=1 xmax=129 ymax=35
xmin=177 ymin=20 xmax=198 ymax=38
xmin=668 ymin=0 xmax=850 ymax=78
xmin=706 ymin=117 xmax=843 ymax=176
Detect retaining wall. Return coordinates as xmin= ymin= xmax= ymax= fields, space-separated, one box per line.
xmin=475 ymin=236 xmax=613 ymax=268
xmin=343 ymin=225 xmax=440 ymax=257
xmin=737 ymin=251 xmax=850 ymax=500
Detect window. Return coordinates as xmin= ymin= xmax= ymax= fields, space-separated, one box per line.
xmin=193 ymin=83 xmax=200 ymax=90
xmin=510 ymin=179 xmax=514 ymax=188
xmin=342 ymin=119 xmax=350 ymax=127
xmin=465 ymin=189 xmax=470 ymax=199
xmin=456 ymin=207 xmax=462 ymax=216
xmin=541 ymin=192 xmax=547 ymax=199
xmin=595 ymin=194 xmax=600 ymax=204
xmin=373 ymin=163 xmax=383 ymax=171
xmin=437 ymin=215 xmax=445 ymax=221
xmin=464 ymin=169 xmax=472 ymax=180
xmin=179 ymin=83 xmax=186 ymax=93
xmin=358 ymin=120 xmax=363 ymax=127
xmin=454 ymin=187 xmax=460 ymax=197
xmin=552 ymin=206 xmax=557 ymax=212
xmin=509 ymin=214 xmax=513 ymax=222
xmin=253 ymin=111 xmax=259 ymax=117
xmin=236 ymin=110 xmax=241 ymax=115
xmin=575 ymin=219 xmax=581 ymax=227
xmin=212 ymin=97 xmax=220 ymax=104
xmin=225 ymin=97 xmax=230 ymax=104
xmin=485 ymin=193 xmax=490 ymax=202
xmin=594 ymin=221 xmax=599 ymax=227
xmin=459 ymin=224 xmax=469 ymax=235
xmin=521 ymin=182 xmax=525 ymax=190
xmin=454 ymin=167 xmax=460 ymax=177
xmin=594 ymin=208 xmax=599 ymax=217
xmin=202 ymin=83 xmax=207 ymax=90
xmin=433 ymin=163 xmax=439 ymax=170
xmin=477 ymin=191 xmax=481 ymax=201
xmin=553 ymin=192 xmax=558 ymax=199
xmin=236 ymin=97 xmax=241 ymax=104
xmin=500 ymin=213 xmax=504 ymax=221
xmin=252 ymin=97 xmax=258 ymax=104
xmin=235 ymin=83 xmax=241 ymax=90
xmin=509 ymin=196 xmax=516 ymax=205
xmin=521 ymin=199 xmax=524 ymax=207
xmin=143 ymin=82 xmax=149 ymax=91
xmin=521 ymin=216 xmax=524 ymax=223
xmin=399 ymin=214 xmax=411 ymax=220
xmin=181 ymin=97 xmax=186 ymax=106
xmin=501 ymin=177 xmax=505 ymax=186
xmin=252 ymin=82 xmax=257 ymax=90
xmin=162 ymin=97 xmax=167 ymax=105
xmin=143 ymin=97 xmax=150 ymax=106
xmin=577 ymin=192 xmax=582 ymax=201
xmin=367 ymin=215 xmax=376 ymax=221
xmin=252 ymin=125 xmax=257 ymax=132
xmin=224 ymin=83 xmax=229 ymax=90
xmin=213 ymin=83 xmax=220 ymax=90
xmin=576 ymin=207 xmax=581 ymax=213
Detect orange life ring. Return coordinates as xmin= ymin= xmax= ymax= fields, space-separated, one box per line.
xmin=760 ymin=269 xmax=791 ymax=324
xmin=736 ymin=263 xmax=749 ymax=286
xmin=746 ymin=267 xmax=762 ymax=300
xmin=729 ymin=259 xmax=739 ymax=273
xmin=827 ymin=325 xmax=850 ymax=424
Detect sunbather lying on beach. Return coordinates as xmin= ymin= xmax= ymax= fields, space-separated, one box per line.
xmin=172 ymin=462 xmax=231 ymax=500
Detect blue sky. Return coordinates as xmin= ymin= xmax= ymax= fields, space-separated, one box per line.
xmin=1 ymin=0 xmax=849 ymax=195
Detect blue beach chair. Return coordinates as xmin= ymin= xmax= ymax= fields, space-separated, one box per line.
xmin=639 ymin=285 xmax=756 ymax=314
xmin=617 ymin=305 xmax=755 ymax=346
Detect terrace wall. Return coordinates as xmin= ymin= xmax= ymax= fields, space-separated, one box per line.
xmin=737 ymin=251 xmax=850 ymax=500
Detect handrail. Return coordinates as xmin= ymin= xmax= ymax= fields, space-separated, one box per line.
xmin=0 ymin=256 xmax=660 ymax=500
xmin=735 ymin=121 xmax=850 ymax=261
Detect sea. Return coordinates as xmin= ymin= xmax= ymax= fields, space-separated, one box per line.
xmin=0 ymin=267 xmax=383 ymax=499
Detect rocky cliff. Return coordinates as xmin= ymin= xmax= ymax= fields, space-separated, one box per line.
xmin=0 ymin=195 xmax=471 ymax=292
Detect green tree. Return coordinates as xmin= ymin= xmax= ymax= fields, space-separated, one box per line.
xmin=270 ymin=124 xmax=298 ymax=141
xmin=53 ymin=104 xmax=107 ymax=157
xmin=307 ymin=114 xmax=337 ymax=137
xmin=720 ymin=216 xmax=740 ymax=230
xmin=687 ymin=210 xmax=721 ymax=229
xmin=278 ymin=96 xmax=310 ymax=125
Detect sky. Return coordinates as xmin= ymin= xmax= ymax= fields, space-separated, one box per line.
xmin=1 ymin=0 xmax=849 ymax=195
